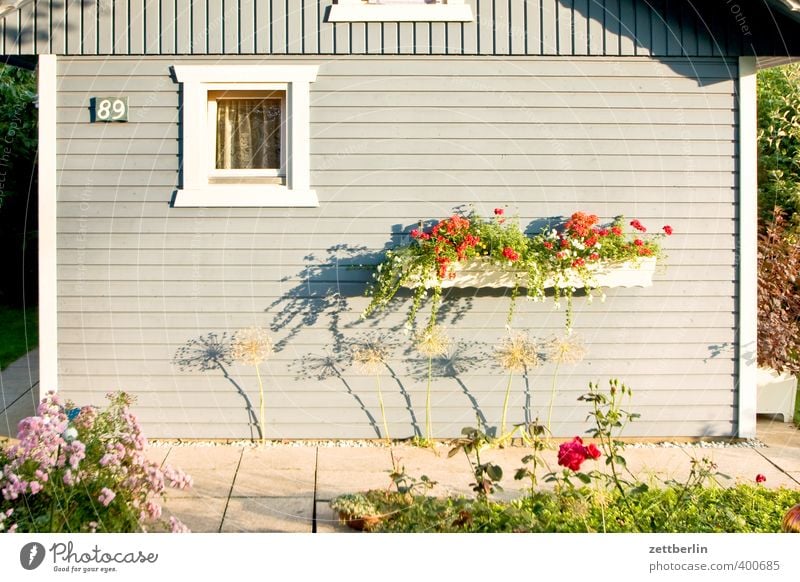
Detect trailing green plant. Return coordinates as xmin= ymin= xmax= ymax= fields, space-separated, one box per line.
xmin=0 ymin=392 xmax=192 ymax=533
xmin=362 ymin=208 xmax=671 ymax=332
xmin=448 ymin=426 xmax=503 ymax=498
xmin=757 ymin=208 xmax=800 ymax=375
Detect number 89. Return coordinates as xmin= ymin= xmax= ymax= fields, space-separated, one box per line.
xmin=96 ymin=98 xmax=126 ymax=121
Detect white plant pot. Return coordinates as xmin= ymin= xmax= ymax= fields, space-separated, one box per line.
xmin=756 ymin=367 xmax=798 ymax=423
xmin=408 ymin=256 xmax=657 ymax=289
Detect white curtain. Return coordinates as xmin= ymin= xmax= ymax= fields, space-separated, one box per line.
xmin=216 ymin=98 xmax=281 ymax=170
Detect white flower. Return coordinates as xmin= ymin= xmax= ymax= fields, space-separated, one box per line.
xmin=63 ymin=427 xmax=78 ymax=442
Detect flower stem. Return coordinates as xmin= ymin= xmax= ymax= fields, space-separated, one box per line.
xmin=255 ymin=364 xmax=265 ymax=445
xmin=501 ymin=371 xmax=514 ymax=436
xmin=425 ymin=356 xmax=433 ymax=441
xmin=376 ymin=373 xmax=390 ymax=443
xmin=547 ymin=360 xmax=561 ymax=437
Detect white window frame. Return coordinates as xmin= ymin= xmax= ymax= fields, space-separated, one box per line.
xmin=327 ymin=0 xmax=474 ymax=23
xmin=172 ymin=65 xmax=319 ymax=208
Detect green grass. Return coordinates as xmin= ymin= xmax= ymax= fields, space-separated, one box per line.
xmin=0 ymin=306 xmax=37 ymax=370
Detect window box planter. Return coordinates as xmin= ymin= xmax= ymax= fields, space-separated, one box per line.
xmin=408 ymin=256 xmax=657 ymax=290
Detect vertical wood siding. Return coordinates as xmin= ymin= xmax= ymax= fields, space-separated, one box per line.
xmin=55 ymin=54 xmax=739 ymax=438
xmin=3 ymin=0 xmax=800 ymax=56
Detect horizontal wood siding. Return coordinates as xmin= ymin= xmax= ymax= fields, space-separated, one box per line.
xmin=4 ymin=0 xmax=800 ymax=56
xmin=55 ymin=55 xmax=739 ymax=438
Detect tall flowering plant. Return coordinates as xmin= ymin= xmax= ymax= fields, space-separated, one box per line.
xmin=0 ymin=392 xmax=192 ymax=533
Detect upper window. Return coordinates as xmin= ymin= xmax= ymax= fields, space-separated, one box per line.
xmin=171 ymin=65 xmax=319 ymax=208
xmin=327 ymin=0 xmax=474 ymax=22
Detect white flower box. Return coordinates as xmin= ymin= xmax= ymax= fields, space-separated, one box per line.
xmin=408 ymin=256 xmax=657 ymax=289
xmin=756 ymin=367 xmax=798 ymax=423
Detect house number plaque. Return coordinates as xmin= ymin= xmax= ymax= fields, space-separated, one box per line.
xmin=92 ymin=97 xmax=129 ymax=122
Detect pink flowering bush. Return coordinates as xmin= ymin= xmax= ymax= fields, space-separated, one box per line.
xmin=0 ymin=391 xmax=192 ymax=533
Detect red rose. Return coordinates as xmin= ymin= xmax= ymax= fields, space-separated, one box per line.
xmin=585 ymin=443 xmax=602 ymax=460
xmin=663 ymin=225 xmax=673 ymax=235
xmin=494 ymin=208 xmax=504 ymax=216
xmin=755 ymin=474 xmax=766 ymax=483
xmin=557 ymin=437 xmax=588 ymax=471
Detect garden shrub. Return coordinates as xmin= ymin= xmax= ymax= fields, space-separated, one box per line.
xmin=0 ymin=392 xmax=192 ymax=533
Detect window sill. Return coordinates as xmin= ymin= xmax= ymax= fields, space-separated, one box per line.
xmin=172 ymin=186 xmax=319 ymax=208
xmin=327 ymin=4 xmax=474 ymax=22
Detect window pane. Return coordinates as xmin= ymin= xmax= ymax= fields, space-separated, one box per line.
xmin=216 ymin=98 xmax=281 ymax=170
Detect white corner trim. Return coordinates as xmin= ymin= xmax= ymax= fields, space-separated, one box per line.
xmin=327 ymin=3 xmax=474 ymax=22
xmin=173 ymin=187 xmax=319 ymax=208
xmin=38 ymin=54 xmax=58 ymax=394
xmin=737 ymin=56 xmax=758 ymax=439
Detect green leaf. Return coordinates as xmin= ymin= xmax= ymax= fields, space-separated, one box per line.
xmin=576 ymin=472 xmax=592 ymax=484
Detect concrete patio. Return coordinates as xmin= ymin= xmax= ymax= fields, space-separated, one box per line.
xmin=2 ymin=350 xmax=799 ymax=532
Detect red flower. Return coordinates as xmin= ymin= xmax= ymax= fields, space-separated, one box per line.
xmin=494 ymin=208 xmax=504 ymax=216
xmin=557 ymin=437 xmax=602 ymax=471
xmin=559 ymin=238 xmax=569 ymax=248
xmin=663 ymin=225 xmax=673 ymax=235
xmin=572 ymin=258 xmax=586 ymax=268
xmin=638 ymin=247 xmax=652 ymax=256
xmin=633 ymin=239 xmax=644 ymax=246
xmin=596 ymin=228 xmax=610 ymax=237
xmin=585 ymin=236 xmax=598 ymax=248
xmin=502 ymin=247 xmax=520 ymax=262
xmin=630 ymin=219 xmax=647 ymax=233
xmin=410 ymin=229 xmax=420 ymax=239
xmin=589 ymin=253 xmax=600 ymax=261
xmin=565 ymin=212 xmax=599 ymax=237
xmin=611 ymin=226 xmax=623 ymax=236
xmin=755 ymin=474 xmax=766 ymax=484
xmin=543 ymin=241 xmax=553 ymax=250
xmin=556 ymin=251 xmax=566 ymax=260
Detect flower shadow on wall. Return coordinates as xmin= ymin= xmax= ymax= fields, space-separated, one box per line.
xmin=263 ymin=240 xmax=475 ymax=439
xmin=171 ymin=332 xmax=261 ymax=440
xmin=404 ymin=339 xmax=491 ymax=431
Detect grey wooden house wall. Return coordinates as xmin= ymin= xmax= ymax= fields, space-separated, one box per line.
xmin=54 ymin=54 xmax=740 ymax=438
xmin=1 ymin=0 xmax=761 ymax=438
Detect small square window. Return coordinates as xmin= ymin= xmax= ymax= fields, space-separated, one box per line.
xmin=172 ymin=65 xmax=319 ymax=207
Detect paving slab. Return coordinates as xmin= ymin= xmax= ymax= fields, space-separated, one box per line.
xmin=144 ymin=446 xmax=172 ymax=467
xmin=162 ymin=445 xmax=243 ymax=471
xmin=232 ymin=468 xmax=315 ymax=497
xmin=0 ymin=349 xmax=39 ymax=438
xmin=240 ymin=446 xmax=317 ymax=470
xmin=757 ymin=447 xmax=800 ymax=474
xmin=221 ymin=497 xmax=313 ymax=532
xmin=168 ymin=468 xmax=238 ymax=498
xmin=162 ymin=496 xmax=227 ymax=533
